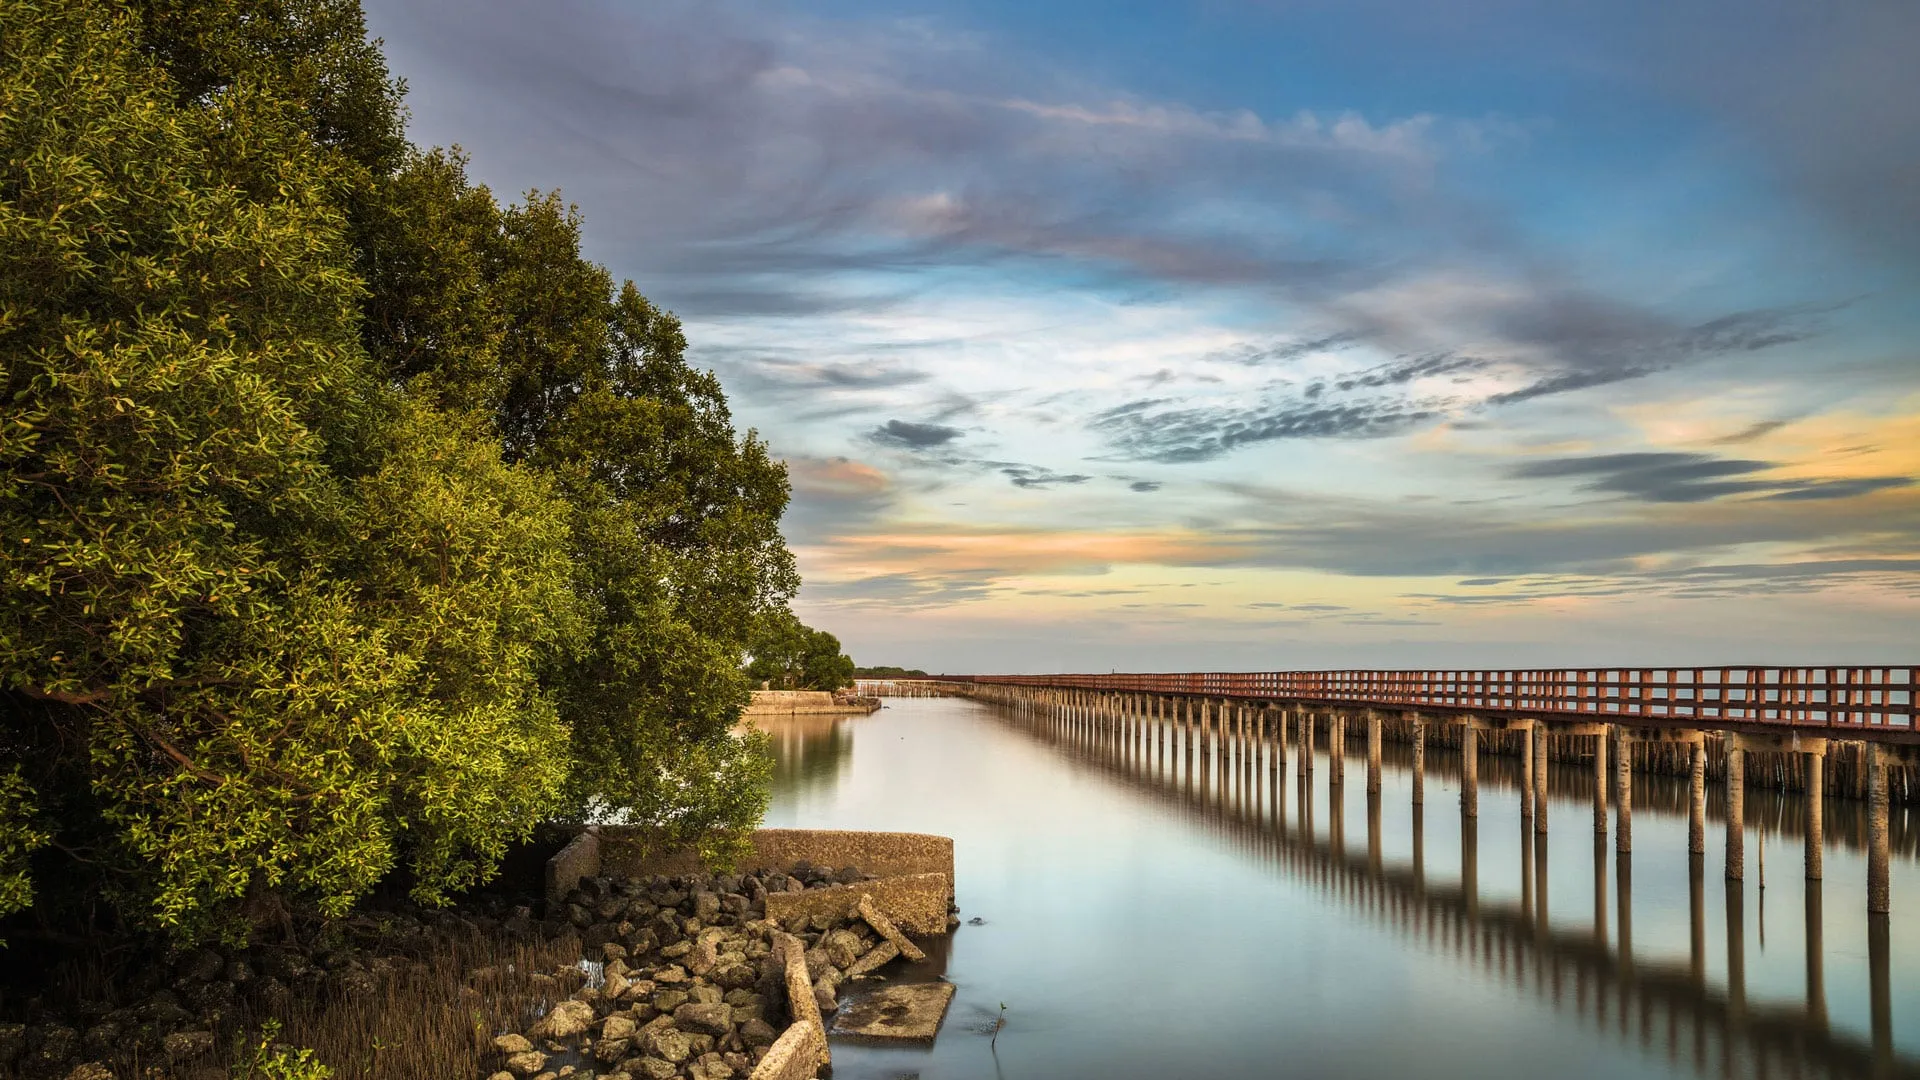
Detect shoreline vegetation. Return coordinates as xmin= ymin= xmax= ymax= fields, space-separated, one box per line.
xmin=1 ymin=0 xmax=864 ymax=1075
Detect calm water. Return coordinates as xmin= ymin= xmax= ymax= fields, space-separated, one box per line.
xmin=763 ymin=696 xmax=1920 ymax=1080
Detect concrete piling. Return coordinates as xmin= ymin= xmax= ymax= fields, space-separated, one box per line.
xmin=1726 ymin=748 xmax=1745 ymax=881
xmin=1869 ymin=742 xmax=1890 ymax=914
xmin=1593 ymin=727 xmax=1609 ymax=837
xmin=1411 ymin=714 xmax=1425 ymax=805
xmin=1462 ymin=723 xmax=1478 ymax=818
xmin=1366 ymin=710 xmax=1382 ymax=795
xmin=1532 ymin=723 xmax=1548 ymax=835
xmin=1615 ymin=728 xmax=1632 ymax=855
xmin=1805 ymin=748 xmax=1825 ymax=880
xmin=1687 ymin=741 xmax=1705 ymax=855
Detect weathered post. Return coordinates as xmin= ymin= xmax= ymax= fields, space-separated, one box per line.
xmin=1300 ymin=708 xmax=1314 ymax=776
xmin=1411 ymin=712 xmax=1426 ymax=805
xmin=1330 ymin=711 xmax=1347 ymax=786
xmin=1461 ymin=721 xmax=1479 ymax=818
xmin=1868 ymin=742 xmax=1890 ymax=914
xmin=1366 ymin=709 xmax=1382 ymax=795
xmin=1726 ymin=744 xmax=1745 ymax=880
xmin=1532 ymin=723 xmax=1549 ymax=835
xmin=1519 ymin=720 xmax=1535 ymax=821
xmin=1615 ymin=728 xmax=1632 ymax=855
xmin=1593 ymin=726 xmax=1609 ymax=837
xmin=1688 ymin=740 xmax=1706 ymax=855
xmin=1805 ymin=748 xmax=1825 ymax=880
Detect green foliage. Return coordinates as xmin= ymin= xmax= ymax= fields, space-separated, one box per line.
xmin=2 ymin=0 xmax=793 ymax=940
xmin=233 ymin=1020 xmax=334 ymax=1080
xmin=747 ymin=612 xmax=856 ymax=691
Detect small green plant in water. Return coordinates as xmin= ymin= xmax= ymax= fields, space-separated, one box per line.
xmin=992 ymin=1001 xmax=1007 ymax=1050
xmin=232 ymin=1020 xmax=333 ymax=1080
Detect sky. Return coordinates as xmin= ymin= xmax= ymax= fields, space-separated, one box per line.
xmin=364 ymin=0 xmax=1920 ymax=673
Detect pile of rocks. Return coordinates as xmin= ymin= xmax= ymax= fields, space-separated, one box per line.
xmin=486 ymin=861 xmax=936 ymax=1080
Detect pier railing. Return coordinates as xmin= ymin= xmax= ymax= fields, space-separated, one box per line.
xmin=952 ymin=667 xmax=1917 ymax=733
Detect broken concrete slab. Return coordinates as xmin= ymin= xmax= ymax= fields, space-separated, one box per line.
xmin=830 ymin=982 xmax=957 ymax=1042
xmin=748 ymin=1018 xmax=827 ymax=1080
xmin=773 ymin=932 xmax=829 ymax=1068
xmin=844 ymin=940 xmax=899 ymax=979
xmin=857 ymin=895 xmax=926 ymax=962
xmin=765 ymin=871 xmax=951 ymax=936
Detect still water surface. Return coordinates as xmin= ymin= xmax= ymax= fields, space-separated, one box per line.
xmin=763 ymin=695 xmax=1920 ymax=1079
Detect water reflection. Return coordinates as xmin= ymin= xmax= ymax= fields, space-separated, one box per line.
xmin=987 ymin=696 xmax=1917 ymax=1080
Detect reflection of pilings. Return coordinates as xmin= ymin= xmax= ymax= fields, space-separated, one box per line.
xmin=1809 ymin=881 xmax=1829 ymax=1031
xmin=975 ymin=693 xmax=1916 ymax=1080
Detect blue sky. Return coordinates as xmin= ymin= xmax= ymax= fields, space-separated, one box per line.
xmin=365 ymin=0 xmax=1919 ymax=672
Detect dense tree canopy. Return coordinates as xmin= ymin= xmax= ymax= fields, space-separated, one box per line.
xmin=1 ymin=0 xmax=813 ymax=938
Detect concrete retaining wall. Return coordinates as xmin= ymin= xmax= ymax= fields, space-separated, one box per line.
xmin=596 ymin=827 xmax=953 ymax=885
xmin=744 ymin=690 xmax=874 ymax=716
xmin=547 ymin=827 xmax=954 ymax=919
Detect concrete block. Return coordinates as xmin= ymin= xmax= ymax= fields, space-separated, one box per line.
xmin=544 ymin=827 xmax=601 ymax=905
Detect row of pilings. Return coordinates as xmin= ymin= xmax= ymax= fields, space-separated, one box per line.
xmin=942 ymin=682 xmax=1915 ymax=1080
xmin=951 ymin=682 xmax=1909 ymax=917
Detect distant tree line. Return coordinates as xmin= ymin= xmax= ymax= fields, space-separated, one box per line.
xmin=743 ymin=613 xmax=856 ymax=692
xmin=0 ymin=0 xmax=842 ymax=943
xmin=853 ymin=666 xmax=931 ymax=679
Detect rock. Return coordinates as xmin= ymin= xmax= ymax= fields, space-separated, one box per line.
xmin=652 ymin=989 xmax=689 ymax=1013
xmin=163 ymin=1030 xmax=215 ymax=1063
xmin=488 ymin=1073 xmax=515 ymax=1080
xmin=494 ymin=1033 xmax=534 ymax=1055
xmin=689 ymin=984 xmax=723 ymax=1006
xmin=856 ymin=896 xmax=927 ymax=962
xmin=644 ymin=1027 xmax=692 ymax=1064
xmin=654 ymin=964 xmax=689 ymax=985
xmin=689 ymin=936 xmax=718 ymax=976
xmin=64 ymin=1064 xmax=114 ymax=1080
xmin=531 ymin=999 xmax=596 ymax=1040
xmin=602 ymin=1015 xmax=637 ymax=1042
xmin=689 ymin=1050 xmax=734 ymax=1080
xmin=174 ymin=948 xmax=224 ymax=982
xmin=0 ymin=1022 xmax=23 ymax=1065
xmin=693 ymin=892 xmax=721 ymax=922
xmin=633 ymin=1057 xmax=679 ymax=1080
xmin=672 ymin=1002 xmax=732 ymax=1036
xmin=604 ymin=970 xmax=631 ymax=1001
xmin=738 ymin=1018 xmax=776 ymax=1048
xmin=822 ymin=930 xmax=862 ymax=971
xmin=660 ymin=941 xmax=693 ymax=960
xmin=844 ymin=940 xmax=899 ymax=979
xmin=506 ymin=1049 xmax=549 ymax=1076
xmin=593 ymin=1037 xmax=631 ymax=1063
